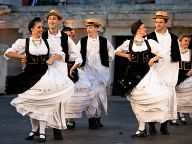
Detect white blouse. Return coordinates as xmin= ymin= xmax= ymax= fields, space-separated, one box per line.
xmin=115 ymin=38 xmax=166 ymax=58
xmin=4 ymin=37 xmax=65 ymax=59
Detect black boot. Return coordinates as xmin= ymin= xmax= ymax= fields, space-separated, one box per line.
xmin=88 ymin=117 xmax=98 ymax=129
xmin=169 ymin=120 xmax=179 ymax=126
xmin=66 ymin=119 xmax=76 ymax=129
xmin=95 ymin=117 xmax=103 ymax=127
xmin=160 ymin=121 xmax=170 ymax=135
xmin=148 ymin=122 xmax=157 ymax=135
xmin=179 ymin=115 xmax=187 ymax=125
xmin=53 ymin=128 xmax=63 ymax=140
xmin=131 ymin=128 xmax=147 ymax=138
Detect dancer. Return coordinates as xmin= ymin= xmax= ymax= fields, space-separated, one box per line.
xmin=4 ymin=17 xmax=74 ymax=142
xmin=115 ymin=20 xmax=171 ymax=137
xmin=147 ymin=11 xmax=181 ymax=134
xmin=77 ymin=18 xmax=115 ymax=129
xmin=176 ymin=33 xmax=192 ymax=125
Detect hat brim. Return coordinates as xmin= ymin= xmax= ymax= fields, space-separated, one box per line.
xmin=152 ymin=15 xmax=169 ymax=20
xmin=45 ymin=12 xmax=63 ymax=20
xmin=86 ymin=22 xmax=100 ymax=27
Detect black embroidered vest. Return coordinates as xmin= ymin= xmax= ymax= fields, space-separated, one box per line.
xmin=80 ymin=36 xmax=109 ymax=67
xmin=42 ymin=31 xmax=69 ymax=62
xmin=5 ymin=38 xmax=50 ymax=95
xmin=147 ymin=32 xmax=181 ymax=62
xmin=177 ymin=50 xmax=192 ymax=85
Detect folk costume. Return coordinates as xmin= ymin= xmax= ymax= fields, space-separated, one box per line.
xmin=115 ymin=38 xmax=171 ymax=126
xmin=77 ymin=35 xmax=114 ymax=128
xmin=147 ymin=30 xmax=181 ymax=120
xmin=4 ymin=37 xmax=74 ymax=130
xmin=176 ymin=47 xmax=192 ymax=120
xmin=42 ymin=30 xmax=94 ymax=126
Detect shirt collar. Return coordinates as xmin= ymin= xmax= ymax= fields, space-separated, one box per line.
xmin=155 ymin=29 xmax=169 ymax=37
xmin=48 ymin=30 xmax=62 ymax=38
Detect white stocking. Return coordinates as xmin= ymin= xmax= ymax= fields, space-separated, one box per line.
xmin=138 ymin=120 xmax=145 ymax=131
xmin=39 ymin=120 xmax=46 ymax=136
xmin=30 ymin=118 xmax=39 ymax=132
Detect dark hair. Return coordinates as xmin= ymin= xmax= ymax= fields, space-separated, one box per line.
xmin=28 ymin=17 xmax=42 ymax=33
xmin=62 ymin=26 xmax=73 ymax=32
xmin=131 ymin=19 xmax=143 ymax=35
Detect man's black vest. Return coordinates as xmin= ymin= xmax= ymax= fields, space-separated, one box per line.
xmin=147 ymin=32 xmax=181 ymax=62
xmin=42 ymin=31 xmax=69 ymax=62
xmin=80 ymin=36 xmax=109 ymax=67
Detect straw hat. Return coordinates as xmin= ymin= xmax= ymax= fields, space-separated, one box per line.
xmin=45 ymin=9 xmax=63 ymax=20
xmin=153 ymin=11 xmax=169 ymax=20
xmin=86 ymin=18 xmax=101 ymax=27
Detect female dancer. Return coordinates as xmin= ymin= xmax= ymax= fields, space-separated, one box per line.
xmin=115 ymin=20 xmax=172 ymax=137
xmin=176 ymin=33 xmax=192 ymax=125
xmin=4 ymin=17 xmax=74 ymax=142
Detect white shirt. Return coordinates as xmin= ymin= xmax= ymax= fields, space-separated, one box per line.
xmin=155 ymin=29 xmax=172 ymax=60
xmin=48 ymin=31 xmax=82 ymax=65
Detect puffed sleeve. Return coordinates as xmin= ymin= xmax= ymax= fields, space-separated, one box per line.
xmin=114 ymin=39 xmax=130 ymax=54
xmin=4 ymin=39 xmax=26 ymax=60
xmin=148 ymin=39 xmax=167 ymax=58
xmin=107 ymin=40 xmax=115 ymax=62
xmin=47 ymin=38 xmax=65 ymax=60
xmin=67 ymin=37 xmax=83 ymax=65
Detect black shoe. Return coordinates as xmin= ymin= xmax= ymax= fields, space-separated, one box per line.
xmin=131 ymin=129 xmax=147 ymax=138
xmin=53 ymin=128 xmax=63 ymax=140
xmin=179 ymin=116 xmax=187 ymax=125
xmin=169 ymin=120 xmax=179 ymax=126
xmin=88 ymin=117 xmax=98 ymax=129
xmin=95 ymin=117 xmax=103 ymax=127
xmin=160 ymin=121 xmax=170 ymax=135
xmin=66 ymin=121 xmax=75 ymax=129
xmin=25 ymin=129 xmax=39 ymax=140
xmin=148 ymin=122 xmax=157 ymax=135
xmin=38 ymin=133 xmax=46 ymax=143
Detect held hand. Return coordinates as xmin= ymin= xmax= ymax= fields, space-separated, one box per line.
xmin=186 ymin=69 xmax=192 ymax=76
xmin=46 ymin=57 xmax=54 ymax=65
xmin=126 ymin=54 xmax=131 ymax=61
xmin=148 ymin=58 xmax=155 ymax=67
xmin=21 ymin=55 xmax=26 ymax=64
xmin=69 ymin=69 xmax=75 ymax=78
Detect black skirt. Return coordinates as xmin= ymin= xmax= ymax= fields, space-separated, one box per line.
xmin=115 ymin=62 xmax=149 ymax=96
xmin=5 ymin=64 xmax=48 ymax=95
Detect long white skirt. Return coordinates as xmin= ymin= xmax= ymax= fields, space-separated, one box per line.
xmin=11 ymin=66 xmax=74 ymax=129
xmin=176 ymin=76 xmax=192 ymax=114
xmin=128 ymin=67 xmax=172 ymax=123
xmin=154 ymin=59 xmax=179 ymax=120
xmin=64 ymin=69 xmax=96 ymax=118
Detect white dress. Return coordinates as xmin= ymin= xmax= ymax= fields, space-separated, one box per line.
xmin=4 ymin=37 xmax=74 ymax=129
xmin=176 ymin=49 xmax=192 ymax=116
xmin=115 ymin=39 xmax=172 ymax=123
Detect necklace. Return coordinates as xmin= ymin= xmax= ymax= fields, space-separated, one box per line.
xmin=180 ymin=48 xmax=188 ymax=54
xmin=32 ymin=39 xmax=41 ymax=47
xmin=134 ymin=39 xmax=143 ymax=46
